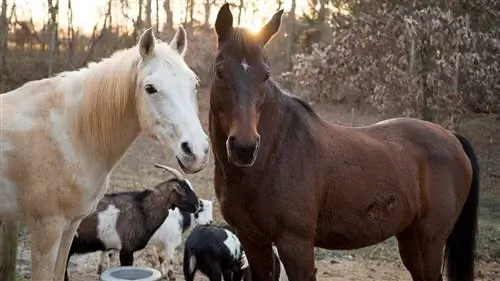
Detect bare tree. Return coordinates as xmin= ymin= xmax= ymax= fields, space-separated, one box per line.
xmin=107 ymin=0 xmax=113 ymax=28
xmin=145 ymin=0 xmax=152 ymax=27
xmin=318 ymin=0 xmax=329 ymax=22
xmin=286 ymin=0 xmax=296 ymax=70
xmin=0 ymin=0 xmax=9 ymax=89
xmin=133 ymin=0 xmax=144 ymax=39
xmin=184 ymin=0 xmax=194 ymax=27
xmin=277 ymin=0 xmax=284 ymax=10
xmin=0 ymin=221 xmax=18 ymax=281
xmin=67 ymin=0 xmax=76 ymax=66
xmin=47 ymin=0 xmax=60 ymax=76
xmin=0 ymin=0 xmax=8 ymax=90
xmin=155 ymin=0 xmax=160 ymax=32
xmin=163 ymin=0 xmax=173 ymax=30
xmin=203 ymin=0 xmax=217 ymax=29
xmin=237 ymin=0 xmax=244 ymax=25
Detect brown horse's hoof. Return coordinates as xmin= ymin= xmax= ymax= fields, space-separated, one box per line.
xmin=167 ymin=269 xmax=176 ymax=281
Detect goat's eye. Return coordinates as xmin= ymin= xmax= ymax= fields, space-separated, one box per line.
xmin=144 ymin=84 xmax=157 ymax=94
xmin=262 ymin=73 xmax=270 ymax=82
xmin=194 ymin=214 xmax=199 ymax=219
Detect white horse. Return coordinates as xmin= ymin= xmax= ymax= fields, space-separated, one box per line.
xmin=0 ymin=26 xmax=209 ymax=281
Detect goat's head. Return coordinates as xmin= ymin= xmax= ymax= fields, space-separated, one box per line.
xmin=193 ymin=198 xmax=214 ymax=225
xmin=153 ymin=163 xmax=200 ymax=213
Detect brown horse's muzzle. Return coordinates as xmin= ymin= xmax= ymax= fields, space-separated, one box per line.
xmin=226 ymin=134 xmax=260 ymax=167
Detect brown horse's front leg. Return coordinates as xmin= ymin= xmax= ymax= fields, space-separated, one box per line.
xmin=275 ymin=233 xmax=316 ymax=281
xmin=238 ymin=235 xmax=276 ymax=281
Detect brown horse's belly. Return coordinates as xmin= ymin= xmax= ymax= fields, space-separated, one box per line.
xmin=314 ymin=193 xmax=415 ymax=250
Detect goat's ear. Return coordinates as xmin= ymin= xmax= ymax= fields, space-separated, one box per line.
xmin=215 ymin=3 xmax=233 ymax=43
xmin=258 ymin=9 xmax=284 ymax=46
xmin=170 ymin=25 xmax=187 ymax=57
xmin=173 ymin=184 xmax=186 ymax=196
xmin=138 ymin=27 xmax=156 ymax=58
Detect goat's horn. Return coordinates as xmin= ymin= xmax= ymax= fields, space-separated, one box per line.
xmin=153 ymin=163 xmax=184 ymax=180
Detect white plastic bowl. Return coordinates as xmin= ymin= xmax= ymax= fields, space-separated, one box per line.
xmin=100 ymin=266 xmax=162 ymax=281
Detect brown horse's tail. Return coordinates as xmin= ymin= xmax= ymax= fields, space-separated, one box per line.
xmin=446 ymin=133 xmax=479 ymax=281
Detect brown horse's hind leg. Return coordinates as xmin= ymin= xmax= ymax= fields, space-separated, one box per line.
xmin=237 ymin=235 xmax=276 ymax=281
xmin=275 ymin=233 xmax=316 ymax=281
xmin=396 ymin=227 xmax=445 ymax=281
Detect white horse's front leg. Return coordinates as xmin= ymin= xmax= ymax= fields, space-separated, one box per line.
xmin=27 ymin=216 xmax=66 ymax=281
xmin=54 ymin=219 xmax=81 ymax=281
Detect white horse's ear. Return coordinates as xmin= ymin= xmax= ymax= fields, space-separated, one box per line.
xmin=170 ymin=26 xmax=187 ymax=57
xmin=138 ymin=27 xmax=156 ymax=58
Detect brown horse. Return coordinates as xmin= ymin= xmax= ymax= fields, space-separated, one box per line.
xmin=209 ymin=4 xmax=479 ymax=281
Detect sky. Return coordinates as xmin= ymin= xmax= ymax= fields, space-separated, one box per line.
xmin=12 ymin=0 xmax=312 ymax=34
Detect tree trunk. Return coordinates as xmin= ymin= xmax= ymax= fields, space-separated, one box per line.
xmin=107 ymin=0 xmax=113 ymax=29
xmin=0 ymin=0 xmax=8 ymax=91
xmin=418 ymin=33 xmax=434 ymax=122
xmin=238 ymin=0 xmax=244 ymax=25
xmin=277 ymin=0 xmax=283 ymax=10
xmin=286 ymin=0 xmax=296 ymax=71
xmin=163 ymin=0 xmax=173 ymax=30
xmin=0 ymin=221 xmax=18 ymax=281
xmin=133 ymin=0 xmax=143 ymax=40
xmin=145 ymin=0 xmax=152 ymax=28
xmin=318 ymin=0 xmax=328 ymax=23
xmin=155 ymin=0 xmax=160 ymax=32
xmin=66 ymin=0 xmax=75 ymax=66
xmin=188 ymin=0 xmax=194 ymax=27
xmin=203 ymin=0 xmax=211 ymax=29
xmin=47 ymin=0 xmax=59 ymax=76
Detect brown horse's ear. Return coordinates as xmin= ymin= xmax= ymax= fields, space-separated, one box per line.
xmin=215 ymin=3 xmax=233 ymax=42
xmin=258 ymin=9 xmax=284 ymax=46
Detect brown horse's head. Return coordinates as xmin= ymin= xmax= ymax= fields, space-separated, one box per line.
xmin=212 ymin=3 xmax=284 ymax=167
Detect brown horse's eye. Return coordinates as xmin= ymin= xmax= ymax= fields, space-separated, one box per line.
xmin=216 ymin=69 xmax=225 ymax=81
xmin=144 ymin=84 xmax=157 ymax=94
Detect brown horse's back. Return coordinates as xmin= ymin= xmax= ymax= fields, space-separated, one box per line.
xmin=314 ymin=117 xmax=472 ymax=250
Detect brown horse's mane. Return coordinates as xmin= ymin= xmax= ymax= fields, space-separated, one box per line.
xmin=267 ymin=78 xmax=320 ymax=120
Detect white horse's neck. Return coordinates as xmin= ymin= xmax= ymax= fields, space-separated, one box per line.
xmin=67 ymin=47 xmax=142 ymax=172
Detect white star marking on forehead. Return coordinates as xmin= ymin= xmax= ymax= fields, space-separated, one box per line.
xmin=241 ymin=59 xmax=251 ymax=72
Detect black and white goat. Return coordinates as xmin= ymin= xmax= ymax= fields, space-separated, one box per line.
xmin=183 ymin=224 xmax=289 ymax=281
xmin=182 ymin=224 xmax=250 ymax=281
xmin=64 ymin=164 xmax=200 ymax=281
xmin=143 ymin=198 xmax=214 ymax=280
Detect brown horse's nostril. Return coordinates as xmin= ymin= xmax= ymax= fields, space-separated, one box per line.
xmin=228 ymin=135 xmax=259 ymax=164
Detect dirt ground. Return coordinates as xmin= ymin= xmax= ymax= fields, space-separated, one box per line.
xmin=16 ymin=90 xmax=500 ymax=281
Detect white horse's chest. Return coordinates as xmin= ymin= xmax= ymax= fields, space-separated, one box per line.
xmin=0 ymin=97 xmax=111 ymax=220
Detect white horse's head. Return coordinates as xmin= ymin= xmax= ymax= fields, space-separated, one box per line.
xmin=135 ymin=27 xmax=209 ymax=174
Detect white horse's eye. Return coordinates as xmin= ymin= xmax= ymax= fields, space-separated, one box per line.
xmin=144 ymin=84 xmax=157 ymax=94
